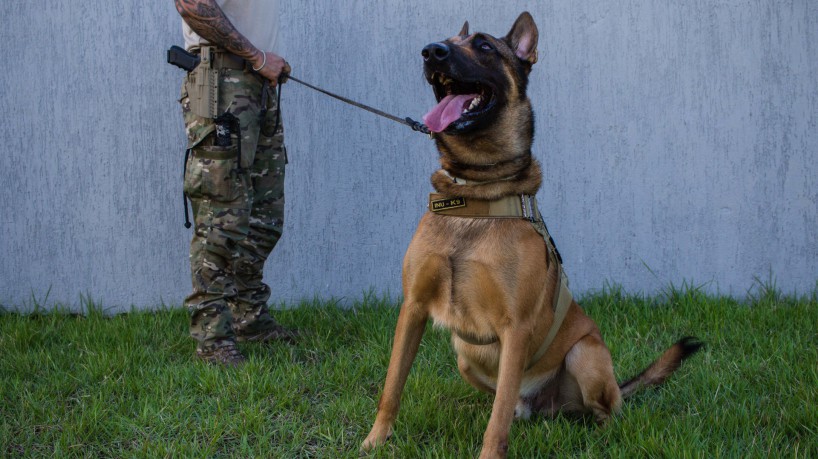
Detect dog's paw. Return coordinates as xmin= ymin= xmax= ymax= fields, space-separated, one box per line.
xmin=514 ymin=400 xmax=532 ymax=420
xmin=360 ymin=427 xmax=393 ymax=453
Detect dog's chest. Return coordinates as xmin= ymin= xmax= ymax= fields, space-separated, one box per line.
xmin=429 ymin=299 xmax=499 ymax=345
xmin=408 ymin=215 xmax=534 ymax=342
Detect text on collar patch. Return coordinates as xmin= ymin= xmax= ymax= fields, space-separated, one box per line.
xmin=430 ymin=197 xmax=467 ymax=212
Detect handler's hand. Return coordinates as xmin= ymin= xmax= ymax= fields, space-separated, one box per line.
xmin=253 ymin=51 xmax=290 ymax=86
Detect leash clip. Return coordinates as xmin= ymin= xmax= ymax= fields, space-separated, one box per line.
xmin=405 ymin=117 xmax=432 ymax=137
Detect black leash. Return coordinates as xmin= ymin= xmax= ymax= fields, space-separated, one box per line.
xmin=182 ymin=71 xmax=431 ymax=229
xmin=285 ymin=75 xmax=432 ymax=136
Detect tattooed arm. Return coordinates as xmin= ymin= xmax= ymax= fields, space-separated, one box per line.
xmin=174 ymin=0 xmax=288 ymax=85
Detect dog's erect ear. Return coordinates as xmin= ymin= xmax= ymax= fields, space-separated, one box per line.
xmin=459 ymin=20 xmax=470 ymax=37
xmin=505 ymin=12 xmax=539 ymax=66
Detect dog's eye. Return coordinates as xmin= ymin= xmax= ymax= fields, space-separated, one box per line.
xmin=474 ymin=36 xmax=494 ymax=52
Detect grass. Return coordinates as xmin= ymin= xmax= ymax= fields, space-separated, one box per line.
xmin=1 ymin=284 xmax=817 ymax=458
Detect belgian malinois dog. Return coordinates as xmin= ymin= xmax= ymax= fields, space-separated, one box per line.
xmin=361 ymin=12 xmax=702 ymax=458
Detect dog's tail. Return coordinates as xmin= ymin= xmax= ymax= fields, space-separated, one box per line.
xmin=618 ymin=336 xmax=704 ymax=399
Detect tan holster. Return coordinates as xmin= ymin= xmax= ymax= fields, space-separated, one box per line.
xmin=185 ymin=46 xmax=219 ymax=119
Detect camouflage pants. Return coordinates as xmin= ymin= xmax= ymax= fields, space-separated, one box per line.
xmin=180 ymin=66 xmax=286 ymax=351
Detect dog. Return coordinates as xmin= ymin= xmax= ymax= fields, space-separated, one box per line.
xmin=361 ymin=12 xmax=702 ymax=458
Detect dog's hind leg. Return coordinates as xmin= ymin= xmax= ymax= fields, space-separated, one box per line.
xmin=361 ymin=300 xmax=429 ymax=452
xmin=562 ymin=333 xmax=622 ymax=423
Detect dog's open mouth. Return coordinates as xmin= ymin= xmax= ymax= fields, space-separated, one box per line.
xmin=423 ymin=72 xmax=495 ymax=133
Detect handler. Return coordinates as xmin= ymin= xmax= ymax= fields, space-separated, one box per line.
xmin=174 ymin=0 xmax=297 ymax=366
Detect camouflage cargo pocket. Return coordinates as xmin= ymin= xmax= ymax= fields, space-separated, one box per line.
xmin=184 ymin=144 xmax=247 ymax=205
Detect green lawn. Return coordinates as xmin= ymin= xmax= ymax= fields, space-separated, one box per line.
xmin=1 ymin=284 xmax=816 ymax=458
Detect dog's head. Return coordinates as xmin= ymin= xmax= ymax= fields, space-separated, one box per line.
xmin=421 ymin=12 xmax=539 ymax=136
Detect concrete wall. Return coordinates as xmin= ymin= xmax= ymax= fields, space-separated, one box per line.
xmin=1 ymin=0 xmax=815 ymax=311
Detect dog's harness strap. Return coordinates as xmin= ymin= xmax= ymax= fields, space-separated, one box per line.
xmin=428 ymin=192 xmax=573 ymax=365
xmin=526 ymin=200 xmax=573 ymax=368
xmin=528 ymin=266 xmax=572 ymax=369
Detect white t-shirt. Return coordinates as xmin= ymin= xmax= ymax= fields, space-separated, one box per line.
xmin=183 ymin=0 xmax=280 ymax=53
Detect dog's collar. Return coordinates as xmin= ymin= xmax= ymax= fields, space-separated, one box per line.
xmin=428 ymin=193 xmax=539 ymax=219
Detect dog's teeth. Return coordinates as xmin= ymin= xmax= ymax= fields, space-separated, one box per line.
xmin=468 ymin=96 xmax=482 ymax=111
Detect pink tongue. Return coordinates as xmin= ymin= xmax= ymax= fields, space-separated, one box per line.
xmin=422 ymin=94 xmax=478 ymax=133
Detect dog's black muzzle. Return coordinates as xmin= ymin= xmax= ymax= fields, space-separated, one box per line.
xmin=422 ymin=42 xmax=451 ymax=62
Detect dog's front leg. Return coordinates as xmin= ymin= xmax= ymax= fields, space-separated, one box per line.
xmin=479 ymin=329 xmax=528 ymax=459
xmin=361 ymin=302 xmax=428 ymax=452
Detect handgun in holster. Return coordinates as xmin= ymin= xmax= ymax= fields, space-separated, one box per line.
xmin=167 ymin=45 xmax=201 ymax=72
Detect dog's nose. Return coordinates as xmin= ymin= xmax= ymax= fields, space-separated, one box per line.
xmin=422 ymin=42 xmax=450 ymax=62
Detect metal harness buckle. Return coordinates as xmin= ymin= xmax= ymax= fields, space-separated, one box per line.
xmin=520 ymin=194 xmax=538 ymax=221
